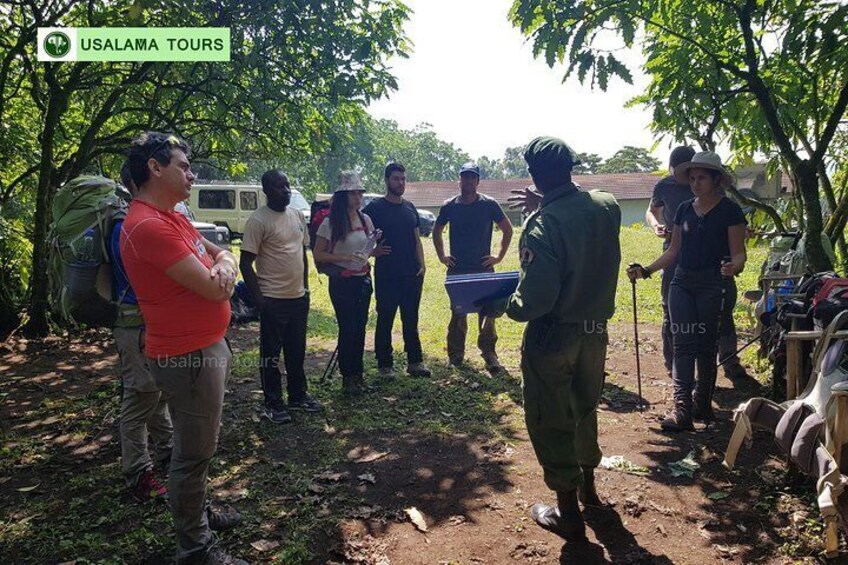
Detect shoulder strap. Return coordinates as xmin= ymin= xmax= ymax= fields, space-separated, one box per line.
xmin=358 ymin=210 xmax=372 ymax=236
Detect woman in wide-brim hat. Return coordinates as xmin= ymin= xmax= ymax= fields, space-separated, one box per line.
xmin=627 ymin=151 xmax=747 ymax=432
xmin=313 ymin=171 xmax=376 ymax=396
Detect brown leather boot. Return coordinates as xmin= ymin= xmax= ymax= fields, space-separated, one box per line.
xmin=578 ymin=467 xmax=603 ymax=507
xmin=530 ymin=489 xmax=586 ymax=542
xmin=661 ymin=405 xmax=694 ymax=432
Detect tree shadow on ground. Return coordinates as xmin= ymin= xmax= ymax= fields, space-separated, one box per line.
xmin=601 ymin=380 xmax=652 ymax=413
xmin=554 ymin=505 xmax=675 ymax=564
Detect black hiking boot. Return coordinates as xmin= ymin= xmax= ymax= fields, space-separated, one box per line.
xmin=578 ymin=467 xmax=603 ymax=507
xmin=530 ymin=489 xmax=586 ymax=542
xmin=692 ymin=396 xmax=715 ymax=422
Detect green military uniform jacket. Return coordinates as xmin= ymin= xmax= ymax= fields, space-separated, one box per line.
xmin=505 ymin=184 xmax=621 ymax=323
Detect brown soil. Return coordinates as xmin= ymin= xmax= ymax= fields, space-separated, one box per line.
xmin=1 ymin=324 xmax=844 ymax=564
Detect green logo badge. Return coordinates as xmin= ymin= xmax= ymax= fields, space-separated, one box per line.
xmin=43 ymin=31 xmax=71 ymax=57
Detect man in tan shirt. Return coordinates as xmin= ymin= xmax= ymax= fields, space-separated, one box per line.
xmin=240 ymin=170 xmax=322 ymax=424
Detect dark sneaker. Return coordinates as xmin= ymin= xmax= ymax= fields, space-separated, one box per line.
xmin=288 ymin=394 xmax=323 ymax=413
xmin=260 ymin=403 xmax=292 ymax=424
xmin=483 ymin=354 xmax=504 ymax=374
xmin=342 ymin=374 xmax=365 ymax=397
xmin=407 ymin=362 xmax=432 ymax=377
xmin=378 ymin=366 xmax=397 ymax=379
xmin=447 ymin=357 xmax=465 ymax=369
xmin=724 ymin=364 xmax=749 ymax=380
xmin=207 ymin=505 xmax=243 ymax=531
xmin=132 ymin=469 xmax=169 ymax=502
xmin=530 ymin=503 xmax=586 ymax=542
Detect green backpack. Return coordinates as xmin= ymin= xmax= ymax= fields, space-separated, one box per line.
xmin=48 ymin=175 xmax=130 ymax=327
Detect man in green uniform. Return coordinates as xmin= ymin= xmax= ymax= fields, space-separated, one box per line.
xmin=484 ymin=136 xmax=621 ymax=542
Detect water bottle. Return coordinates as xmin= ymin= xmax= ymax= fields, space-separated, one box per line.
xmin=73 ymin=227 xmax=99 ymax=265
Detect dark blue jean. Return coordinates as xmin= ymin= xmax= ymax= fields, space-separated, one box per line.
xmin=373 ymin=274 xmax=424 ymax=368
xmin=668 ymin=267 xmax=726 ymax=408
xmin=662 ymin=261 xmax=740 ymax=373
xmin=259 ymin=295 xmax=309 ymax=407
xmin=329 ymin=276 xmax=372 ymax=378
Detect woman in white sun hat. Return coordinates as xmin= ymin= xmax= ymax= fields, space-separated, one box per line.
xmin=313 ymin=171 xmax=379 ymax=396
xmin=627 ymin=151 xmax=747 ymax=432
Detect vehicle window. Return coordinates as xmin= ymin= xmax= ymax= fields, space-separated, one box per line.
xmin=240 ymin=191 xmax=258 ymax=211
xmin=290 ymin=191 xmax=309 ymax=211
xmin=199 ymin=189 xmax=236 ymax=209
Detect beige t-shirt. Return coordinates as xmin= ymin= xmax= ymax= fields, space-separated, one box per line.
xmin=241 ymin=206 xmax=309 ymax=299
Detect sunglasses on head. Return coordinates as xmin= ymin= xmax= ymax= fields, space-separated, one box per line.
xmin=145 ymin=135 xmax=181 ymax=161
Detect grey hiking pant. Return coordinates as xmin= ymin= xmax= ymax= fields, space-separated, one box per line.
xmin=150 ymin=338 xmax=231 ymax=563
xmin=113 ymin=327 xmax=173 ymax=488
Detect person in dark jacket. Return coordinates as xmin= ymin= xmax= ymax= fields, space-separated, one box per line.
xmin=484 ymin=137 xmax=621 ymax=543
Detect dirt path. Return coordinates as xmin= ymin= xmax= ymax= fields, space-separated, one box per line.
xmin=0 ymin=324 xmax=842 ymax=564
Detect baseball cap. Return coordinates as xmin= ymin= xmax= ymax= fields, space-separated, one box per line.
xmin=459 ymin=162 xmax=480 ymax=176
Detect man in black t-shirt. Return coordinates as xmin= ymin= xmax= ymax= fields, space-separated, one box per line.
xmin=433 ymin=162 xmax=513 ymax=372
xmin=363 ymin=163 xmax=431 ymax=378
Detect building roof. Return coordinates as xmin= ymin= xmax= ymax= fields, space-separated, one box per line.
xmin=405 ymin=173 xmax=662 ymax=207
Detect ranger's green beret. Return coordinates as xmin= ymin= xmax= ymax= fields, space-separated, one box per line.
xmin=523 ymin=137 xmax=581 ymax=173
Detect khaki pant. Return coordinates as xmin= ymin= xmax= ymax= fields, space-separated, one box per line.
xmin=447 ymin=312 xmax=497 ymax=361
xmin=150 ymin=338 xmax=231 ymax=563
xmin=113 ymin=327 xmax=173 ymax=487
xmin=521 ymin=321 xmax=607 ymax=492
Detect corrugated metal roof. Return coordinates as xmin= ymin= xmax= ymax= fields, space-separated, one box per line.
xmin=405 ymin=173 xmax=661 ymax=207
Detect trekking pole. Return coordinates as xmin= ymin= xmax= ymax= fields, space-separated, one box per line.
xmin=717 ymin=326 xmax=772 ymax=368
xmin=321 ymin=345 xmax=339 ymax=382
xmin=706 ymin=256 xmax=733 ymax=428
xmin=627 ymin=264 xmax=645 ymax=411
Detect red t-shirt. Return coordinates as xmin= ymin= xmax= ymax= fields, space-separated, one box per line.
xmin=120 ymin=200 xmax=230 ymax=357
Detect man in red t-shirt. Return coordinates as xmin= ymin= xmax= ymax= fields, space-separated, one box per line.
xmin=120 ymin=132 xmax=245 ymax=565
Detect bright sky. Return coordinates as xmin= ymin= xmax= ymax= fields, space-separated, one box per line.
xmin=367 ymin=0 xmax=668 ymax=162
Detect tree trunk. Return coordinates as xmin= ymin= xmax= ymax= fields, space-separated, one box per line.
xmin=794 ymin=161 xmax=833 ymax=272
xmin=23 ymin=89 xmax=64 ymax=337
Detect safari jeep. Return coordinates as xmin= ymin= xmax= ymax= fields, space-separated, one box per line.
xmin=189 ymin=182 xmax=311 ymax=238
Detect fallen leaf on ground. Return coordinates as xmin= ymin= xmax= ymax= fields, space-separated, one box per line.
xmin=707 ymin=491 xmax=730 ymax=501
xmin=405 ymin=507 xmax=428 ymax=532
xmin=449 ymin=515 xmax=467 ymax=526
xmin=667 ymin=451 xmax=700 ymax=478
xmin=600 ymin=455 xmax=649 ymax=476
xmin=16 ymin=483 xmax=40 ymax=493
xmin=657 ymin=524 xmax=668 ymax=537
xmin=308 ymin=483 xmax=325 ymax=494
xmin=357 ymin=473 xmax=377 ymax=484
xmin=315 ymin=471 xmax=348 ymax=482
xmin=349 ymin=449 xmax=389 ymax=463
xmin=250 ymin=539 xmax=280 ymax=552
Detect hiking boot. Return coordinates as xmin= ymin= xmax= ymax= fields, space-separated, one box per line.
xmin=578 ymin=467 xmax=603 ymax=507
xmin=193 ymin=547 xmax=249 ymax=565
xmin=378 ymin=366 xmax=397 ymax=379
xmin=530 ymin=490 xmax=586 ymax=542
xmin=448 ymin=356 xmax=465 ymax=369
xmin=661 ymin=407 xmax=695 ymax=432
xmin=260 ymin=403 xmax=292 ymax=424
xmin=692 ymin=396 xmax=715 ymax=422
xmin=342 ymin=374 xmax=364 ymax=397
xmin=483 ymin=353 xmax=504 ymax=374
xmin=407 ymin=362 xmax=432 ymax=377
xmin=207 ymin=505 xmax=243 ymax=531
xmin=132 ymin=469 xmax=169 ymax=502
xmin=288 ymin=394 xmax=323 ymax=413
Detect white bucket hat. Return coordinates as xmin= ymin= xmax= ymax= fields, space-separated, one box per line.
xmin=673 ymin=151 xmax=734 ymax=188
xmin=335 ymin=171 xmax=364 ymax=193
